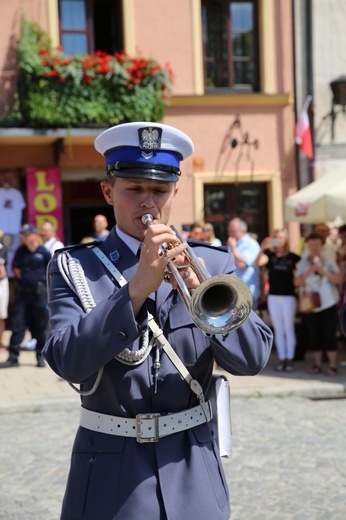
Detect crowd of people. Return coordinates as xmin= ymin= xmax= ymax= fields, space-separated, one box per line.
xmin=1 ymin=189 xmax=345 ymax=376
xmin=186 ymin=218 xmax=346 ymax=376
xmin=0 ymin=215 xmax=109 ymax=367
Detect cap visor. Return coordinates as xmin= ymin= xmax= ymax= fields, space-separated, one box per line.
xmin=108 ymin=168 xmax=179 ymax=182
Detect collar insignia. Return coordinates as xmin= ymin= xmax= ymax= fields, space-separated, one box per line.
xmin=110 ymin=249 xmax=120 ymax=264
xmin=138 ymin=127 xmax=162 ymax=159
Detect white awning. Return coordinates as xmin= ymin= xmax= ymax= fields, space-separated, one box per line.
xmin=285 ymin=169 xmax=346 ymax=223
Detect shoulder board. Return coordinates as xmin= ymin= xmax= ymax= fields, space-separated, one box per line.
xmin=54 ymin=240 xmax=99 ymax=256
xmin=187 ymin=239 xmax=228 ymax=253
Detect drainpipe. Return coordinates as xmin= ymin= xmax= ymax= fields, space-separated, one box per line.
xmin=306 ymin=0 xmax=314 ymax=184
xmin=292 ymin=0 xmax=300 ymax=189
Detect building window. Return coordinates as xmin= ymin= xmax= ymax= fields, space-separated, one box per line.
xmin=58 ymin=0 xmax=123 ymax=55
xmin=203 ymin=182 xmax=268 ymax=243
xmin=202 ymin=0 xmax=259 ymax=91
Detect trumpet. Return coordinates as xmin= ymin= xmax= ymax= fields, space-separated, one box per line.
xmin=142 ymin=214 xmax=252 ymax=335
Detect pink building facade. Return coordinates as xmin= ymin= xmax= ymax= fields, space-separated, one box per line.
xmin=0 ymin=0 xmax=299 ymax=246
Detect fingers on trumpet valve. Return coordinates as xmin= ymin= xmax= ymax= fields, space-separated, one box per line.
xmin=163 ymin=265 xmax=189 ymax=283
xmin=165 ymin=238 xmax=180 ymax=251
xmin=163 ymin=265 xmax=171 ymax=283
xmin=162 ymin=240 xmax=184 ymax=261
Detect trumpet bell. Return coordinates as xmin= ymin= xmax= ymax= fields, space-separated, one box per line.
xmin=141 ymin=213 xmax=252 ymax=335
xmin=189 ymin=274 xmax=253 ymax=335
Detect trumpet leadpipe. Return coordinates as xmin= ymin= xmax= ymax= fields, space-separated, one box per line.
xmin=141 ymin=213 xmax=252 ymax=334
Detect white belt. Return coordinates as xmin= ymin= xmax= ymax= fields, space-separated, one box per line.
xmin=80 ymin=402 xmax=213 ymax=443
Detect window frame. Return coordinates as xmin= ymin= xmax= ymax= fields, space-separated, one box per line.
xmin=202 ymin=0 xmax=260 ymax=92
xmin=58 ymin=0 xmax=123 ymax=55
xmin=58 ymin=0 xmax=92 ymax=54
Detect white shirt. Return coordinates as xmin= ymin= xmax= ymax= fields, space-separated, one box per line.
xmin=210 ymin=238 xmax=222 ymax=247
xmin=43 ymin=237 xmax=65 ymax=256
xmin=234 ymin=234 xmax=261 ymax=300
xmin=295 ymin=253 xmax=340 ymax=311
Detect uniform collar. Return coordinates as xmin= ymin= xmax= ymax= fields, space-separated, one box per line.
xmin=116 ymin=224 xmax=142 ymax=257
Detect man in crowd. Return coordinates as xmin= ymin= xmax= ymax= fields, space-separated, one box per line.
xmin=0 ymin=224 xmax=51 ymax=368
xmin=227 ymin=217 xmax=261 ymax=309
xmin=0 ymin=230 xmax=9 ymax=349
xmin=39 ymin=221 xmax=65 ymax=255
xmin=21 ymin=220 xmax=65 ymax=352
xmin=91 ymin=214 xmax=110 ymax=241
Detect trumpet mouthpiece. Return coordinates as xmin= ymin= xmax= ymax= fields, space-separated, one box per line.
xmin=142 ymin=214 xmax=154 ymax=226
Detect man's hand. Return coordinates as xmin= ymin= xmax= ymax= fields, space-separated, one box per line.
xmin=128 ymin=222 xmax=187 ymax=315
xmin=226 ymin=236 xmax=237 ymax=250
xmin=164 ymin=251 xmax=205 ymax=291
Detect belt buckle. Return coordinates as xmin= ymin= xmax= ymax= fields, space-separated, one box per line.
xmin=136 ymin=413 xmax=160 ymax=443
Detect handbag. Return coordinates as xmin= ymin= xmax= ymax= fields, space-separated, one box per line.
xmin=209 ymin=374 xmax=232 ymax=458
xmin=298 ymin=286 xmax=321 ymax=313
xmin=0 ymin=263 xmax=7 ymax=280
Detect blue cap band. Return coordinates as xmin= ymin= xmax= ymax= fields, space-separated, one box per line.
xmin=105 ymin=147 xmax=181 ymax=168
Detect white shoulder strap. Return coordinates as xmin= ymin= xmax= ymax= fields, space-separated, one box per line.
xmin=91 ymin=246 xmax=206 ymax=403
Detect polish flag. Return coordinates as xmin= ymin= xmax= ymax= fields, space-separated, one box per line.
xmin=295 ymin=95 xmax=314 ymax=160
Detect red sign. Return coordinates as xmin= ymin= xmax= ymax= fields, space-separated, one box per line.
xmin=25 ymin=167 xmax=64 ymax=242
xmin=294 ymin=202 xmax=309 ymax=217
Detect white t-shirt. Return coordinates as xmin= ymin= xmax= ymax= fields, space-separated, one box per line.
xmin=43 ymin=237 xmax=65 ymax=256
xmin=295 ymin=253 xmax=340 ymax=311
xmin=0 ymin=188 xmax=26 ymax=234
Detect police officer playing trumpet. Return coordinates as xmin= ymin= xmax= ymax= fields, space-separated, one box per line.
xmin=43 ymin=122 xmax=273 ymax=520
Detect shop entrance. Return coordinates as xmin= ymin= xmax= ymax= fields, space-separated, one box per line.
xmin=203 ymin=182 xmax=269 ymax=244
xmin=62 ymin=180 xmax=115 ymax=245
xmin=68 ymin=205 xmax=115 ymax=244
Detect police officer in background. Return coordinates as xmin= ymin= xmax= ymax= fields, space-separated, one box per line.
xmin=0 ymin=229 xmax=9 ymax=348
xmin=0 ymin=224 xmax=51 ymax=368
xmin=43 ymin=122 xmax=273 ymax=520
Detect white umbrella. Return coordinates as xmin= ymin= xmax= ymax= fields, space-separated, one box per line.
xmin=285 ymin=169 xmax=346 ymax=223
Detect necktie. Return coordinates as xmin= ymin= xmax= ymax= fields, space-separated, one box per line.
xmin=137 ymin=246 xmax=155 ymax=315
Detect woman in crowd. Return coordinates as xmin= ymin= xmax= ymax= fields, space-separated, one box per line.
xmin=255 ymin=229 xmax=300 ymax=372
xmin=336 ymin=224 xmax=346 ymax=307
xmin=204 ymin=222 xmax=222 ymax=247
xmin=188 ymin=222 xmax=206 ymax=241
xmin=294 ymin=233 xmax=342 ymax=376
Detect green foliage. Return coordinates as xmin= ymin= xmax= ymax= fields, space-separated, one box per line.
xmin=7 ymin=18 xmax=174 ymax=128
xmin=0 ymin=93 xmax=23 ymax=126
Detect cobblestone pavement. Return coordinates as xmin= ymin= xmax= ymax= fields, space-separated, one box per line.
xmin=1 ymin=395 xmax=346 ymax=519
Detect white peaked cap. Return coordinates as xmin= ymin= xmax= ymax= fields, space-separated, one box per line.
xmin=94 ymin=122 xmax=194 ymax=182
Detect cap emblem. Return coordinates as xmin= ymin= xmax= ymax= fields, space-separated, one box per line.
xmin=138 ymin=127 xmax=162 ymax=159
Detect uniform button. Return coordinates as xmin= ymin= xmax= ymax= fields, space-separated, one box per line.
xmin=118 ymin=331 xmax=127 ymax=340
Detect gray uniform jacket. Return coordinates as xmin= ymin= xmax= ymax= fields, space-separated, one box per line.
xmin=43 ymin=227 xmax=273 ymax=520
